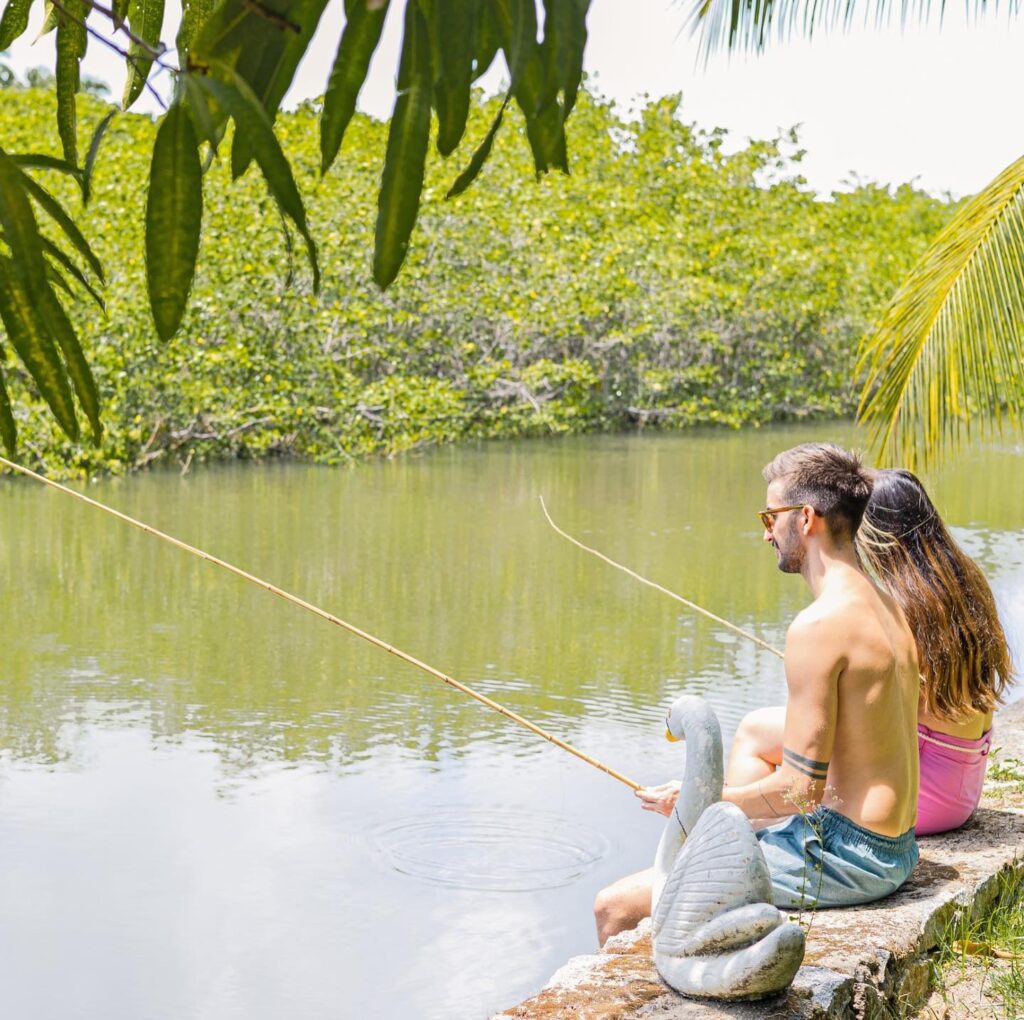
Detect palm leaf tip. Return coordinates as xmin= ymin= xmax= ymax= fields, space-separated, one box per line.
xmin=857 ymin=153 xmax=1024 ymax=468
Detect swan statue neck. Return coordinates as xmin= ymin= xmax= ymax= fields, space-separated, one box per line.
xmin=653 ymin=699 xmax=725 ymax=906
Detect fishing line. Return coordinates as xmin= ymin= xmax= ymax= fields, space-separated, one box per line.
xmin=0 ymin=454 xmax=642 ymax=791
xmin=540 ymin=496 xmax=785 ymax=660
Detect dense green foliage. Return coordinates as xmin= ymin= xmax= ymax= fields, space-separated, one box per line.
xmin=2 ymin=86 xmax=952 ymax=477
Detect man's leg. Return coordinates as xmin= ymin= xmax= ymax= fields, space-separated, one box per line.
xmin=726 ymin=706 xmax=785 ymax=785
xmin=593 ymin=867 xmax=654 ymax=946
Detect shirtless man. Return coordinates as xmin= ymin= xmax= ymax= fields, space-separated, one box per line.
xmin=594 ymin=443 xmax=920 ymax=946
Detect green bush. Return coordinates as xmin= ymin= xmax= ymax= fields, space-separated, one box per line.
xmin=1 ymin=86 xmax=953 ymax=477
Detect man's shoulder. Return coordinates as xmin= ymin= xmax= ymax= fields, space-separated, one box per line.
xmin=788 ymin=598 xmax=851 ymax=635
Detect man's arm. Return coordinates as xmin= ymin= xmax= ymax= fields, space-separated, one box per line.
xmin=722 ymin=614 xmax=841 ymax=820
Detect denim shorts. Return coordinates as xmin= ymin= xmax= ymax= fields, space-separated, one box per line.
xmin=756 ymin=806 xmax=919 ymax=911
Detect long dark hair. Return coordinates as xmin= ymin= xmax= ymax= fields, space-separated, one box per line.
xmin=858 ymin=469 xmax=1013 ymax=721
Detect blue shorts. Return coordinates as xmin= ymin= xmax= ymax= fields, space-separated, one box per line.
xmin=756 ymin=806 xmax=919 ymax=910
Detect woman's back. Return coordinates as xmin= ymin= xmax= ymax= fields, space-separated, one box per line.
xmin=858 ymin=469 xmax=1013 ymax=833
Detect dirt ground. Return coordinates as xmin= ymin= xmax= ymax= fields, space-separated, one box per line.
xmin=918 ymin=957 xmax=1023 ymax=1019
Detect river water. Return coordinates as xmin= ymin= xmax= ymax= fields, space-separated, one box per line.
xmin=1 ymin=424 xmax=1021 ymax=1019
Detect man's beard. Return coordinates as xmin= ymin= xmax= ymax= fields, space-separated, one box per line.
xmin=774 ymin=519 xmax=804 ymax=574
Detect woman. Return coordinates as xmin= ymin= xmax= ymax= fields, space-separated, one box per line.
xmin=857 ymin=468 xmax=1012 ymax=833
xmin=726 ymin=469 xmax=1013 ymax=836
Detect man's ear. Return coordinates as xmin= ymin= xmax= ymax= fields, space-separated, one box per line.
xmin=801 ymin=506 xmax=818 ymax=535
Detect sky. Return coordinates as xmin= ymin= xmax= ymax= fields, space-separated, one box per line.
xmin=5 ymin=0 xmax=1024 ymax=197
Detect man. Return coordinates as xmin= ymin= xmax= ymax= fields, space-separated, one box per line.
xmin=593 ymin=443 xmax=920 ymax=946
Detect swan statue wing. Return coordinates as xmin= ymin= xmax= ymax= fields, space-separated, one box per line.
xmin=653 ymin=800 xmax=773 ymax=957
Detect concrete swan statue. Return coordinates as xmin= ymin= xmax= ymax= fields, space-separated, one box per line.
xmin=651 ymin=694 xmax=806 ymax=1000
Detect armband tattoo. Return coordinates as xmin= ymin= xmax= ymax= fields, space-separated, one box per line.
xmin=783 ymin=747 xmax=829 ymax=780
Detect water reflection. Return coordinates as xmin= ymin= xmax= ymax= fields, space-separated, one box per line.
xmin=0 ymin=423 xmax=1020 ymax=1019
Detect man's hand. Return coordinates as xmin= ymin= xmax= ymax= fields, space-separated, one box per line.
xmin=635 ymin=780 xmax=681 ymax=816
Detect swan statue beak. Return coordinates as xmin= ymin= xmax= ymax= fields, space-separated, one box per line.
xmin=664 ymin=729 xmax=681 ymax=742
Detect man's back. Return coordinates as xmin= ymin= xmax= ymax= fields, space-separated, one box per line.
xmin=795 ymin=563 xmax=920 ymax=836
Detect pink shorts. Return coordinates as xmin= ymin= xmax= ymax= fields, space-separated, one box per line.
xmin=916 ymin=723 xmax=992 ymax=836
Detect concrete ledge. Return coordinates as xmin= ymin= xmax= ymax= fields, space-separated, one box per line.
xmin=494 ymin=701 xmax=1024 ymax=1020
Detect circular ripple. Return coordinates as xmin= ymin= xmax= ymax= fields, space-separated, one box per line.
xmin=373 ymin=808 xmax=610 ymax=891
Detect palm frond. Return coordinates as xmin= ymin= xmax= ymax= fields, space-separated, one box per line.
xmin=688 ymin=0 xmax=1021 ymax=57
xmin=856 ymin=153 xmax=1024 ymax=469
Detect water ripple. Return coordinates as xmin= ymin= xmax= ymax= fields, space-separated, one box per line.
xmin=373 ymin=807 xmax=610 ymax=891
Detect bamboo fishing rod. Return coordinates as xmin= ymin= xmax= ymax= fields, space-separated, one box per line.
xmin=540 ymin=497 xmax=785 ymax=660
xmin=0 ymin=454 xmax=642 ymax=792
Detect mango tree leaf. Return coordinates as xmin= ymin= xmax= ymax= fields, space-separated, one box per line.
xmin=446 ymin=0 xmax=532 ymax=198
xmin=0 ymin=154 xmax=79 ymax=438
xmin=190 ymin=0 xmax=327 ymax=176
xmin=36 ymin=276 xmax=101 ymax=438
xmin=472 ymin=1 xmax=500 ymax=80
xmin=196 ymin=68 xmax=320 ymax=291
xmin=9 ymin=152 xmax=85 ymax=200
xmin=491 ymin=0 xmax=566 ymax=174
xmin=0 ymin=0 xmax=35 ymax=50
xmin=55 ymin=0 xmax=87 ymax=166
xmin=33 ymin=0 xmax=56 ymax=40
xmin=494 ymin=0 xmax=535 ymax=85
xmin=176 ymin=0 xmax=214 ymax=65
xmin=546 ymin=0 xmax=589 ymax=117
xmin=123 ymin=0 xmax=166 ymax=110
xmin=45 ymin=260 xmax=77 ymax=299
xmin=82 ymin=109 xmax=116 ymax=204
xmin=146 ymin=99 xmax=203 ymax=341
xmin=0 ymin=258 xmax=78 ymax=439
xmin=229 ymin=0 xmax=330 ymax=175
xmin=373 ymin=0 xmax=432 ymax=289
xmin=182 ymin=73 xmax=224 ymax=168
xmin=446 ymin=91 xmax=508 ymax=198
xmin=41 ymin=237 xmax=106 ymax=309
xmin=0 ymin=363 xmax=16 ymax=454
xmin=320 ymin=0 xmax=389 ymax=174
xmin=431 ymin=0 xmax=478 ymax=157
xmin=20 ymin=173 xmax=105 ymax=281
xmin=111 ymin=0 xmax=129 ymax=27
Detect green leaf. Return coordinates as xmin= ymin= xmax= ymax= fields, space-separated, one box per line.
xmin=494 ymin=0 xmax=535 ymax=86
xmin=41 ymin=237 xmax=106 ymax=309
xmin=551 ymin=0 xmax=589 ymax=118
xmin=0 ymin=152 xmax=50 ymax=284
xmin=227 ymin=0 xmax=331 ymax=176
xmin=432 ymin=0 xmax=478 ymax=157
xmin=146 ymin=100 xmax=203 ymax=341
xmin=472 ymin=1 xmax=500 ymax=81
xmin=373 ymin=0 xmax=432 ymax=289
xmin=111 ymin=0 xmax=129 ymax=27
xmin=690 ymin=0 xmax=975 ymax=56
xmin=0 ymin=257 xmax=79 ymax=441
xmin=196 ymin=68 xmax=320 ymax=291
xmin=857 ymin=153 xmax=1024 ymax=468
xmin=446 ymin=91 xmax=508 ymax=198
xmin=123 ymin=0 xmax=166 ymax=110
xmin=493 ymin=0 xmax=567 ymax=174
xmin=320 ymin=0 xmax=390 ymax=174
xmin=176 ymin=0 xmax=214 ymax=65
xmin=9 ymin=151 xmax=85 ymax=194
xmin=0 ymin=364 xmax=16 ymax=455
xmin=55 ymin=0 xmax=87 ymax=166
xmin=0 ymin=0 xmax=35 ymax=50
xmin=33 ymin=0 xmax=57 ymax=40
xmin=182 ymin=73 xmax=224 ymax=168
xmin=37 ymin=276 xmax=101 ymax=439
xmin=82 ymin=109 xmax=116 ymax=204
xmin=0 ymin=153 xmax=91 ymax=439
xmin=20 ymin=173 xmax=105 ymax=282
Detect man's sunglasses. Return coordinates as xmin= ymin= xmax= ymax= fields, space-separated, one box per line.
xmin=756 ymin=505 xmax=807 ymax=531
